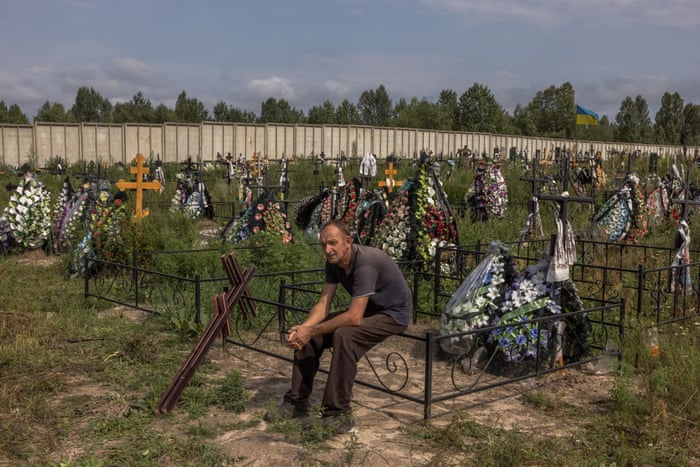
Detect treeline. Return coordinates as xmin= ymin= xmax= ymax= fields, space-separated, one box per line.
xmin=2 ymin=81 xmax=700 ymax=146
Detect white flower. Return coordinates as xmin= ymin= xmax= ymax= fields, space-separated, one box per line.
xmin=486 ymin=286 xmax=500 ymax=301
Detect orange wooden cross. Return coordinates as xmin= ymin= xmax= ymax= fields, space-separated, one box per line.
xmin=378 ymin=162 xmax=402 ymax=193
xmin=116 ymin=153 xmax=162 ymax=219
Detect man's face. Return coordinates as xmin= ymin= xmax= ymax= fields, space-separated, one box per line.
xmin=320 ymin=225 xmax=352 ymax=266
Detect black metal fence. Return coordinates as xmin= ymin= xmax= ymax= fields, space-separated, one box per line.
xmin=83 ymin=243 xmax=631 ymax=420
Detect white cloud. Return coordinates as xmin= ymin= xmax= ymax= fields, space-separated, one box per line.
xmin=324 ymin=80 xmax=351 ymax=97
xmin=247 ymin=77 xmax=298 ymax=102
xmin=420 ymin=0 xmax=700 ymax=27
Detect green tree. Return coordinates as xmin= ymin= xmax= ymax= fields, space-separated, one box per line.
xmin=113 ymin=91 xmax=155 ymax=123
xmin=357 ymin=84 xmax=392 ymax=126
xmin=392 ymin=97 xmax=441 ymax=129
xmin=654 ymin=92 xmax=684 ymax=144
xmin=258 ymin=98 xmax=304 ymax=123
xmin=212 ymin=101 xmax=256 ymax=122
xmin=153 ymin=103 xmax=176 ymax=123
xmin=456 ymin=83 xmax=510 ymax=133
xmin=524 ymin=82 xmax=575 ymax=138
xmin=34 ymin=101 xmax=71 ymax=122
xmin=335 ymin=99 xmax=360 ymax=125
xmin=436 ymin=89 xmax=458 ymax=131
xmin=512 ymin=103 xmax=535 ymax=136
xmin=615 ymin=95 xmax=653 ymax=143
xmin=681 ymin=103 xmax=700 ymax=147
xmin=0 ymin=101 xmax=29 ymax=124
xmin=577 ymin=115 xmax=615 ymax=142
xmin=307 ymin=100 xmax=336 ymax=124
xmin=174 ymin=91 xmax=209 ymax=122
xmin=69 ymin=86 xmax=113 ymax=122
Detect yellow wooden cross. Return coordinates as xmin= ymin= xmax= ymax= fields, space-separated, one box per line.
xmin=116 ymin=153 xmax=162 ymax=219
xmin=251 ymin=152 xmax=259 ymax=176
xmin=378 ymin=162 xmax=402 ymax=193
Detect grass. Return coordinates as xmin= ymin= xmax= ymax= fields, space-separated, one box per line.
xmin=1 ymin=157 xmax=700 ymax=465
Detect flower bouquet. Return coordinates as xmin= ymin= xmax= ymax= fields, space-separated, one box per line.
xmin=374 ymin=153 xmax=458 ymax=264
xmin=224 ymin=196 xmax=293 ymax=245
xmin=440 ymin=241 xmax=589 ymax=371
xmin=70 ymin=186 xmax=129 ymax=277
xmin=593 ymin=173 xmax=648 ymax=244
xmin=54 ymin=179 xmax=91 ymax=252
xmin=411 ymin=157 xmax=459 ymax=264
xmin=468 ymin=160 xmax=508 ymax=221
xmin=354 ymin=189 xmax=388 ymax=245
xmin=0 ymin=175 xmax=52 ymax=251
xmin=373 ymin=184 xmax=414 ymax=261
xmin=335 ymin=177 xmax=361 ymax=232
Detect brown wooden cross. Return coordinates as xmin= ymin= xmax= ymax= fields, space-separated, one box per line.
xmin=155 ymin=253 xmax=255 ymax=414
xmin=116 ymin=153 xmax=162 ymax=219
xmin=378 ymin=162 xmax=402 ymax=193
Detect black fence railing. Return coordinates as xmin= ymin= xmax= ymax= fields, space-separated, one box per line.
xmin=84 ymin=244 xmax=631 ymax=420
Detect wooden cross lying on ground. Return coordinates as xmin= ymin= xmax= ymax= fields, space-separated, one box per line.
xmin=116 ymin=153 xmax=162 ymax=219
xmin=378 ymin=162 xmax=402 ymax=193
xmin=155 ymin=253 xmax=255 ymax=414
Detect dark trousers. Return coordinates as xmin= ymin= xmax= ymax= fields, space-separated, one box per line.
xmin=284 ymin=312 xmax=407 ymax=416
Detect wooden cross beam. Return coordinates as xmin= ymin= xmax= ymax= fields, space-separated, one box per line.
xmin=155 ymin=261 xmax=255 ymax=414
xmin=221 ymin=252 xmax=257 ymax=321
xmin=378 ymin=162 xmax=402 ymax=193
xmin=116 ymin=153 xmax=162 ymax=219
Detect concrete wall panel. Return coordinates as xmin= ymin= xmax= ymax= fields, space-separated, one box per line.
xmin=2 ymin=122 xmax=699 ymax=168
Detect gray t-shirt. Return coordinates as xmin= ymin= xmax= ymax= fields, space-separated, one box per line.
xmin=325 ymin=244 xmax=412 ymax=326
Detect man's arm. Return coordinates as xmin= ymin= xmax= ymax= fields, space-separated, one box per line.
xmin=288 ymin=284 xmax=369 ymax=350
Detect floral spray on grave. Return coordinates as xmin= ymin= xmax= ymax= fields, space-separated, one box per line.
xmin=69 ymin=181 xmax=129 ymax=277
xmin=222 ymin=194 xmax=293 ymax=245
xmin=439 ymin=241 xmax=590 ymax=375
xmin=170 ymin=162 xmax=213 ymax=219
xmin=466 ymin=154 xmax=509 ymax=222
xmin=0 ymin=165 xmax=52 ymax=253
xmin=54 ymin=177 xmax=91 ymax=253
xmin=373 ymin=152 xmax=459 ymax=267
xmin=592 ymin=173 xmax=648 ymax=244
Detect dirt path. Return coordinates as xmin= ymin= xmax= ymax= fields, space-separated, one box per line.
xmin=201 ymin=342 xmax=614 ymax=466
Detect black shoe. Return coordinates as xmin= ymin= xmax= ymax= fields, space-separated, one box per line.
xmin=301 ymin=413 xmax=355 ymax=435
xmin=263 ymin=399 xmax=309 ymax=422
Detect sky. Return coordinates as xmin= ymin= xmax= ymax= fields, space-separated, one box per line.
xmin=1 ymin=0 xmax=699 ymax=123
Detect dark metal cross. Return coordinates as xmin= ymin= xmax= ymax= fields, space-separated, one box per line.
xmin=539 ymin=155 xmax=595 ymax=244
xmin=670 ymin=163 xmax=700 ymax=221
xmin=520 ymin=157 xmax=550 ymax=197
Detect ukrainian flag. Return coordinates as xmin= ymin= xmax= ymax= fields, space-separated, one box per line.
xmin=576 ymin=105 xmax=599 ymax=125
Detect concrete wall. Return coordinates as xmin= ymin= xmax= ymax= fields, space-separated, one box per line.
xmin=0 ymin=122 xmax=695 ymax=168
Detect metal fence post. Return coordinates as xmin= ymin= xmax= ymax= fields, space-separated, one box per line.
xmin=423 ymin=330 xmax=434 ymax=421
xmin=195 ymin=274 xmax=201 ymax=324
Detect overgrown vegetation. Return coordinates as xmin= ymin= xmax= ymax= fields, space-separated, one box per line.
xmin=1 ymin=157 xmax=699 ymax=465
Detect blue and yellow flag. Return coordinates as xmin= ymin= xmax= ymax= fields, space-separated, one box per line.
xmin=576 ymin=105 xmax=599 ymax=125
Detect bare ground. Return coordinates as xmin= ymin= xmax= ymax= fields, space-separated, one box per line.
xmin=171 ymin=339 xmax=614 ymax=466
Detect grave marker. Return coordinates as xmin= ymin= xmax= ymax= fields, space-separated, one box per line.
xmin=671 ymin=163 xmax=700 ymax=221
xmin=155 ymin=253 xmax=255 ymax=414
xmin=116 ymin=153 xmax=162 ymax=219
xmin=378 ymin=162 xmax=402 ymax=193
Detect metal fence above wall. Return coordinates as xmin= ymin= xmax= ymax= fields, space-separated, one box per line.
xmin=1 ymin=122 xmax=696 ymax=168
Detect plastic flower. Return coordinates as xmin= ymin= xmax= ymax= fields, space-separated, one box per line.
xmin=1 ymin=177 xmax=52 ymax=250
xmin=440 ymin=247 xmax=566 ymax=363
